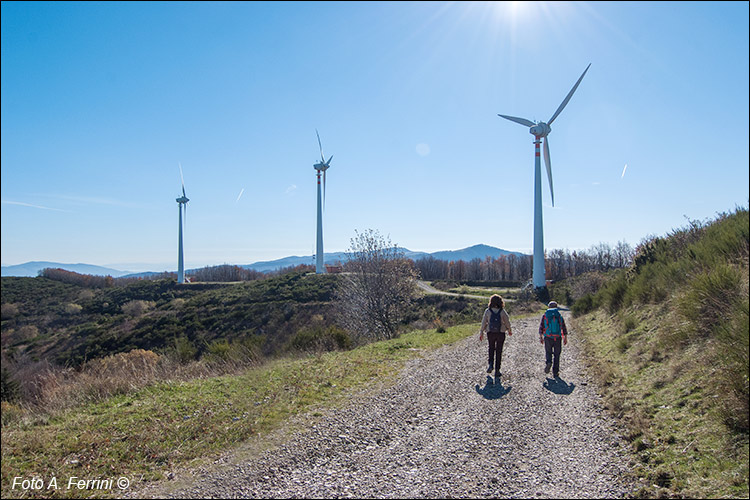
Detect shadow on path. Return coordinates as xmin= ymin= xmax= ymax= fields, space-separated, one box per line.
xmin=475 ymin=376 xmax=512 ymax=400
xmin=543 ymin=376 xmax=575 ymax=395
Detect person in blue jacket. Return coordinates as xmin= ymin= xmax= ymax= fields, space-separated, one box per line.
xmin=538 ymin=301 xmax=568 ymax=378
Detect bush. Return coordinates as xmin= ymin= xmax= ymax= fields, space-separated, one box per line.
xmin=714 ymin=299 xmax=749 ymax=433
xmin=1 ymin=366 xmax=21 ymax=402
xmin=601 ymin=275 xmax=628 ymax=313
xmin=122 ymin=300 xmax=156 ymax=316
xmin=172 ymin=336 xmax=198 ymax=363
xmin=677 ymin=263 xmax=744 ymax=336
xmin=202 ymin=334 xmax=264 ymax=366
xmin=1 ymin=303 xmax=19 ymax=320
xmin=572 ymin=294 xmax=595 ymax=316
xmin=287 ymin=325 xmax=351 ymax=352
xmin=64 ymin=303 xmax=83 ymax=315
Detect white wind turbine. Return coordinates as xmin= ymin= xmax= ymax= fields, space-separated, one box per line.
xmin=499 ymin=63 xmax=590 ymax=291
xmin=313 ymin=130 xmax=333 ymax=274
xmin=176 ymin=163 xmax=190 ymax=284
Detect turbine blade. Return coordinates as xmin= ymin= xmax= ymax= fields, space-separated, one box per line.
xmin=316 ymin=129 xmax=324 ymax=162
xmin=548 ymin=63 xmax=591 ymax=125
xmin=327 ymin=155 xmax=333 ymax=165
xmin=543 ymin=137 xmax=555 ymax=207
xmin=178 ymin=162 xmax=186 ymax=196
xmin=498 ymin=114 xmax=535 ymax=127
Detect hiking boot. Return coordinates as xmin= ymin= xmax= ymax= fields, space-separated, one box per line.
xmin=495 ymin=371 xmax=501 ymax=379
xmin=487 ymin=365 xmax=493 ymax=374
xmin=544 ymin=362 xmax=551 ymax=374
xmin=553 ymin=372 xmax=560 ymax=378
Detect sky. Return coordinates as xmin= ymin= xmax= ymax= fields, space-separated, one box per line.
xmin=2 ymin=1 xmax=748 ymax=272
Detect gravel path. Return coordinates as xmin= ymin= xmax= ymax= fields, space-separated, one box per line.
xmin=133 ymin=312 xmax=636 ymax=499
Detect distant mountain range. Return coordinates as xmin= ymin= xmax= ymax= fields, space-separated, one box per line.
xmin=1 ymin=244 xmax=526 ymax=278
xmin=0 ymin=261 xmax=134 ymax=278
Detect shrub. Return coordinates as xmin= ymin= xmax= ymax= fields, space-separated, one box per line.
xmin=288 ymin=325 xmax=351 ymax=352
xmin=204 ymin=339 xmax=232 ymax=362
xmin=64 ymin=303 xmax=83 ymax=315
xmin=572 ymin=294 xmax=595 ymax=316
xmin=1 ymin=303 xmax=19 ymax=320
xmin=122 ymin=300 xmax=156 ymax=316
xmin=714 ymin=299 xmax=749 ymax=433
xmin=16 ymin=325 xmax=39 ymax=342
xmin=601 ymin=275 xmax=628 ymax=313
xmin=677 ymin=263 xmax=744 ymax=336
xmin=1 ymin=366 xmax=21 ymax=402
xmin=172 ymin=336 xmax=198 ymax=363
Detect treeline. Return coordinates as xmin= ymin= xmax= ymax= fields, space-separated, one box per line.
xmin=38 ymin=264 xmax=316 ymax=287
xmin=413 ymin=241 xmax=635 ymax=282
xmin=39 ymin=242 xmax=635 ymax=289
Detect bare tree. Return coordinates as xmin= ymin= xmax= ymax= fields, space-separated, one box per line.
xmin=334 ymin=229 xmax=419 ymax=341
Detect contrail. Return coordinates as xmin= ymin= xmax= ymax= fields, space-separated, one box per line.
xmin=621 ymin=163 xmax=628 ymax=179
xmin=236 ymin=188 xmax=245 ymax=203
xmin=1 ymin=200 xmax=71 ymax=212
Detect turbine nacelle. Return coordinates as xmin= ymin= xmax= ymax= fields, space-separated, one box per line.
xmin=176 ymin=195 xmax=189 ymax=204
xmin=530 ymin=122 xmax=551 ymax=138
xmin=313 ymin=161 xmax=331 ymax=172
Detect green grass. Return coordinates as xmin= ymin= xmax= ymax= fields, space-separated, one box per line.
xmin=574 ymin=308 xmax=749 ymax=499
xmin=560 ymin=208 xmax=749 ymax=498
xmin=1 ymin=324 xmax=477 ymax=499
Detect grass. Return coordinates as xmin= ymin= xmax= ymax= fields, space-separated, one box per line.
xmin=1 ymin=324 xmax=477 ymax=499
xmin=574 ymin=307 xmax=749 ymax=498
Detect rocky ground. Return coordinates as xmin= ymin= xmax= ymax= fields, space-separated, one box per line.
xmin=128 ymin=312 xmax=637 ymax=499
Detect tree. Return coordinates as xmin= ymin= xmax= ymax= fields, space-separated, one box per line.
xmin=334 ymin=229 xmax=419 ymax=341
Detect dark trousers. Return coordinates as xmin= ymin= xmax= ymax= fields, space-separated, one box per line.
xmin=544 ymin=336 xmax=562 ymax=375
xmin=487 ymin=331 xmax=506 ymax=372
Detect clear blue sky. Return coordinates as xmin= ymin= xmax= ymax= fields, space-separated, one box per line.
xmin=2 ymin=1 xmax=748 ymax=272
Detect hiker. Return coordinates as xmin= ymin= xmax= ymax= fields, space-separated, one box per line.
xmin=479 ymin=294 xmax=512 ymax=378
xmin=539 ymin=300 xmax=568 ymax=378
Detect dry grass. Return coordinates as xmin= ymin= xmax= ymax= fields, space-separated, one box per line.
xmin=3 ymin=348 xmax=264 ymax=423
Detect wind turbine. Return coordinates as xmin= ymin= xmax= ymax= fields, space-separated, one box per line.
xmin=313 ymin=130 xmax=333 ymax=274
xmin=498 ymin=63 xmax=590 ymax=291
xmin=176 ymin=163 xmax=190 ymax=284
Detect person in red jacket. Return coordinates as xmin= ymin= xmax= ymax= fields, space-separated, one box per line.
xmin=539 ymin=301 xmax=568 ymax=378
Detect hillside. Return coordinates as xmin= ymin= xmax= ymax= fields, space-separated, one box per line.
xmin=1 ymin=272 xmax=334 ymax=367
xmin=0 ymin=270 xmax=487 ymax=370
xmin=550 ymin=207 xmax=749 ymax=498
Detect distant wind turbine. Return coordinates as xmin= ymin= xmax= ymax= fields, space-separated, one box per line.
xmin=498 ymin=63 xmax=591 ymax=291
xmin=313 ymin=130 xmax=333 ymax=274
xmin=176 ymin=163 xmax=190 ymax=284
xmin=621 ymin=163 xmax=628 ymax=178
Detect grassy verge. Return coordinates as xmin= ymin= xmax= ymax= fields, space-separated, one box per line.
xmin=1 ymin=324 xmax=477 ymax=499
xmin=574 ymin=307 xmax=749 ymax=499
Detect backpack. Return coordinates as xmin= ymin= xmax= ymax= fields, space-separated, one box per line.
xmin=544 ymin=309 xmax=562 ymax=338
xmin=489 ymin=308 xmax=503 ymax=333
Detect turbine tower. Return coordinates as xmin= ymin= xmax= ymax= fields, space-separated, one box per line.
xmin=313 ymin=130 xmax=333 ymax=274
xmin=498 ymin=63 xmax=590 ymax=292
xmin=176 ymin=163 xmax=189 ymax=284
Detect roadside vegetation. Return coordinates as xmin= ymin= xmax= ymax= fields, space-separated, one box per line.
xmin=550 ymin=206 xmax=749 ymax=499
xmin=0 ymin=324 xmax=479 ymax=499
